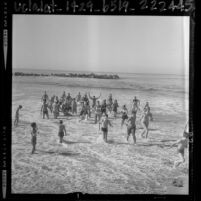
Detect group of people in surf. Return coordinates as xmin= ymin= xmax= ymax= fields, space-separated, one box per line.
xmin=40 ymin=91 xmax=153 ymax=143
xmin=14 ymin=90 xmax=190 ymax=168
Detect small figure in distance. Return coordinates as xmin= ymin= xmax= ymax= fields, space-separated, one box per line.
xmin=171 ymin=125 xmax=189 ymax=168
xmin=14 ymin=105 xmax=22 ymax=127
xmin=112 ymin=99 xmax=119 ymax=118
xmin=132 ymin=96 xmax=140 ymax=113
xmin=30 ymin=122 xmax=39 ymax=154
xmin=41 ymin=91 xmax=49 ymax=102
xmin=41 ymin=99 xmax=49 ymax=119
xmin=140 ymin=107 xmax=153 ymax=139
xmin=121 ymin=104 xmax=128 ymax=127
xmin=88 ymin=92 xmax=101 ymax=109
xmin=58 ymin=120 xmax=67 ymax=144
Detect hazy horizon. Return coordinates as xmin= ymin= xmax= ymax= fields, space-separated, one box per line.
xmin=13 ymin=15 xmax=189 ymax=75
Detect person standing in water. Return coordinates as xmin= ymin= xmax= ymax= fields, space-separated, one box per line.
xmin=30 ymin=122 xmax=39 ymax=154
xmin=58 ymin=120 xmax=67 ymax=144
xmin=14 ymin=105 xmax=22 ymax=126
xmin=76 ymin=92 xmax=82 ymax=102
xmin=112 ymin=99 xmax=119 ymax=118
xmin=94 ymin=100 xmax=102 ymax=124
xmin=132 ymin=96 xmax=140 ymax=113
xmin=140 ymin=108 xmax=153 ymax=138
xmin=99 ymin=114 xmax=113 ymax=143
xmin=143 ymin=102 xmax=150 ymax=112
xmin=41 ymin=100 xmax=49 ymax=119
xmin=41 ymin=91 xmax=49 ymax=102
xmin=126 ymin=111 xmax=137 ymax=144
xmin=71 ymin=98 xmax=77 ymax=115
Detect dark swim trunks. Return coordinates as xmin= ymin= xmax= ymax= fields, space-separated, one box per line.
xmin=31 ymin=136 xmax=37 ymax=145
xmin=58 ymin=131 xmax=64 ymax=137
xmin=122 ymin=113 xmax=128 ymax=120
xmin=127 ymin=125 xmax=136 ymax=135
xmin=101 ymin=127 xmax=108 ymax=132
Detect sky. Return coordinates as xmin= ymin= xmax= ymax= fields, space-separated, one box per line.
xmin=13 ymin=15 xmax=189 ymax=75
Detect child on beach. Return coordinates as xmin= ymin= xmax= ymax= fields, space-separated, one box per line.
xmin=121 ymin=105 xmax=128 ymax=127
xmin=58 ymin=120 xmax=67 ymax=144
xmin=171 ymin=127 xmax=189 ymax=168
xmin=14 ymin=105 xmax=22 ymax=126
xmin=30 ymin=122 xmax=39 ymax=154
xmin=99 ymin=114 xmax=113 ymax=142
xmin=140 ymin=108 xmax=153 ymax=139
xmin=125 ymin=112 xmax=137 ymax=144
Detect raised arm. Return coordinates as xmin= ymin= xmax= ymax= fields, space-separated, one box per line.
xmin=88 ymin=92 xmax=93 ymax=100
xmin=96 ymin=93 xmax=101 ymax=99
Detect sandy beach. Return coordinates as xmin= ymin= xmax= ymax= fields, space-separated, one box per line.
xmin=12 ymin=74 xmax=189 ymax=194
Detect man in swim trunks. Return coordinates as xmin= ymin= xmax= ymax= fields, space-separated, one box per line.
xmin=101 ymin=99 xmax=107 ymax=115
xmin=121 ymin=104 xmax=128 ymax=127
xmin=14 ymin=105 xmax=22 ymax=126
xmin=76 ymin=92 xmax=82 ymax=102
xmin=99 ymin=113 xmax=113 ymax=142
xmin=41 ymin=100 xmax=49 ymax=119
xmin=94 ymin=100 xmax=102 ymax=124
xmin=58 ymin=120 xmax=67 ymax=143
xmin=126 ymin=112 xmax=137 ymax=144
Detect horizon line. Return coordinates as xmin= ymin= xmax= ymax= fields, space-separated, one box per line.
xmin=13 ymin=67 xmax=187 ymax=76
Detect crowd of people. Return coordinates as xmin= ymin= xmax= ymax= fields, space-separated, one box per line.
xmin=14 ymin=90 xmax=189 ymax=168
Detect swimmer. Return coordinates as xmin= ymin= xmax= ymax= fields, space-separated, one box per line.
xmin=132 ymin=96 xmax=140 ymax=113
xmin=30 ymin=122 xmax=39 ymax=154
xmin=125 ymin=112 xmax=137 ymax=144
xmin=121 ymin=105 xmax=128 ymax=127
xmin=94 ymin=101 xmax=102 ymax=124
xmin=41 ymin=91 xmax=49 ymax=102
xmin=76 ymin=92 xmax=82 ymax=102
xmin=88 ymin=92 xmax=101 ymax=108
xmin=171 ymin=131 xmax=189 ymax=168
xmin=41 ymin=100 xmax=49 ymax=119
xmin=140 ymin=109 xmax=153 ymax=138
xmin=99 ymin=113 xmax=113 ymax=142
xmin=112 ymin=99 xmax=119 ymax=118
xmin=58 ymin=120 xmax=67 ymax=144
xmin=14 ymin=105 xmax=22 ymax=126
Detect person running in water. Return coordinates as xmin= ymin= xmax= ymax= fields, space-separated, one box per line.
xmin=41 ymin=100 xmax=49 ymax=119
xmin=79 ymin=101 xmax=89 ymax=121
xmin=58 ymin=120 xmax=67 ymax=144
xmin=126 ymin=111 xmax=137 ymax=144
xmin=94 ymin=100 xmax=102 ymax=124
xmin=99 ymin=113 xmax=113 ymax=142
xmin=121 ymin=105 xmax=128 ymax=127
xmin=88 ymin=92 xmax=101 ymax=109
xmin=140 ymin=108 xmax=153 ymax=138
xmin=41 ymin=91 xmax=49 ymax=102
xmin=112 ymin=99 xmax=119 ymax=118
xmin=171 ymin=123 xmax=189 ymax=168
xmin=132 ymin=96 xmax=140 ymax=113
xmin=14 ymin=105 xmax=22 ymax=126
xmin=30 ymin=122 xmax=39 ymax=154
xmin=61 ymin=91 xmax=66 ymax=101
xmin=143 ymin=102 xmax=150 ymax=112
